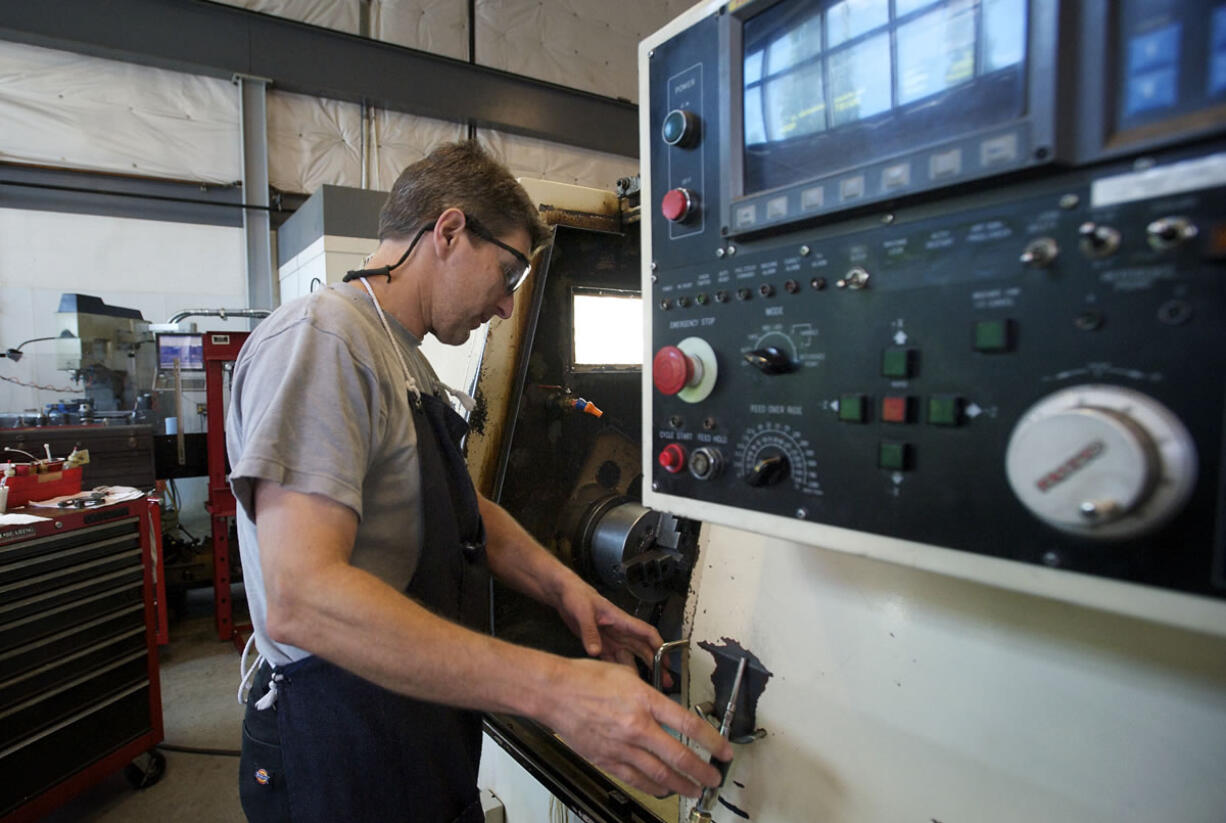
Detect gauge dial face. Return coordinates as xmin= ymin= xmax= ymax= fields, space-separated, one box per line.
xmin=734 ymin=422 xmax=822 ymax=495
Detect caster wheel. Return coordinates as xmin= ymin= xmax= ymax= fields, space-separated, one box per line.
xmin=124 ymin=749 xmax=167 ymax=790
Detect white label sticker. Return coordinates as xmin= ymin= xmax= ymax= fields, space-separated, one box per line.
xmin=1091 ymin=153 xmax=1226 ymax=207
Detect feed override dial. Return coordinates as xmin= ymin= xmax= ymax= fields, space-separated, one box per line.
xmin=734 ymin=423 xmax=821 ymax=495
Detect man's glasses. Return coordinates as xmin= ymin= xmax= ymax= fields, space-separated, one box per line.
xmin=342 ymin=212 xmax=533 ymax=294
xmin=464 ymin=214 xmax=533 ymax=295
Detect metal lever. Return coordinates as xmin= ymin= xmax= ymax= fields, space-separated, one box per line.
xmin=689 ymin=656 xmax=747 ymax=822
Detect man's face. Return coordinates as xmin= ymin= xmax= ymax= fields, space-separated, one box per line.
xmin=433 ymin=223 xmax=531 ymax=346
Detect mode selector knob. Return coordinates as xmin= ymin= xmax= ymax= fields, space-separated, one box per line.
xmin=661 ymin=188 xmax=697 ymax=223
xmin=745 ymin=447 xmax=790 ymax=487
xmin=744 ymin=346 xmax=794 ymax=374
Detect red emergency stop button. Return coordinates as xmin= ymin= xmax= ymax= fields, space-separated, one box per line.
xmin=653 ymin=345 xmax=693 ymax=395
xmin=661 ymin=188 xmax=695 ymax=222
xmin=658 ymin=443 xmax=686 ymax=474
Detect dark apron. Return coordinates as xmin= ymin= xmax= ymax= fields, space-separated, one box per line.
xmin=239 ymin=392 xmax=491 ymax=823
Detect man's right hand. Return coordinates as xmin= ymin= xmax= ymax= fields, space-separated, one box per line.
xmin=540 ymin=657 xmax=734 ymax=799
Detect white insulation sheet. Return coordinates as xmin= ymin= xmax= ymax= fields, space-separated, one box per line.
xmin=372 ymin=0 xmax=469 ymax=59
xmin=475 ymin=0 xmax=693 ymax=102
xmin=209 ymin=0 xmax=361 ymax=34
xmin=0 ymin=41 xmax=240 ymax=183
xmin=267 ymin=91 xmax=363 ymax=193
xmin=212 ymin=0 xmax=469 ymax=56
xmin=0 ymin=1 xmax=645 ymax=198
xmin=478 ymin=129 xmax=637 ymax=191
xmin=267 ymin=90 xmax=468 ymax=192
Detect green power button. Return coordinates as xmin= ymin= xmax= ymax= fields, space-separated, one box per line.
xmin=662 ymin=109 xmax=696 ymax=147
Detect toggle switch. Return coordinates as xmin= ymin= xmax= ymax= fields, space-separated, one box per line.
xmin=1020 ymin=237 xmax=1059 ymax=268
xmin=1078 ymin=222 xmax=1121 ymax=258
xmin=837 ymin=267 xmax=870 ymax=289
xmin=1146 ymin=216 xmax=1198 ymax=251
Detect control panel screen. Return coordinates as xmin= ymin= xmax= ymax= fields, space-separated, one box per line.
xmin=157 ymin=333 xmax=204 ymax=371
xmin=1115 ymin=0 xmax=1226 ymax=133
xmin=743 ymin=0 xmax=1029 ymax=196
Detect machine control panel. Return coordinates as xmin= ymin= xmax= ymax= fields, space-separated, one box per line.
xmin=642 ymin=0 xmax=1226 ymax=623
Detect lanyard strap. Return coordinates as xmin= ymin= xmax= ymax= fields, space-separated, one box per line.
xmin=357 ymin=277 xmax=422 ymax=406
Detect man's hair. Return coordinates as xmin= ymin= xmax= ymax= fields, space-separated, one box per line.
xmin=378 ymin=140 xmax=550 ymax=253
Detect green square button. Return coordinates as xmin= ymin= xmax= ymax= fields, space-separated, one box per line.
xmin=839 ymin=394 xmax=867 ymax=422
xmin=879 ymin=442 xmax=909 ymax=470
xmin=974 ymin=319 xmax=1010 ymax=352
xmin=881 ymin=347 xmax=913 ymax=378
xmin=928 ymin=395 xmax=962 ymax=426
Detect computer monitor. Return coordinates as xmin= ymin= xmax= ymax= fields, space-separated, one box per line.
xmin=156 ymin=333 xmax=204 ymax=370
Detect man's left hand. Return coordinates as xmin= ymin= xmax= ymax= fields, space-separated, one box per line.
xmin=555 ymin=579 xmax=666 ymax=679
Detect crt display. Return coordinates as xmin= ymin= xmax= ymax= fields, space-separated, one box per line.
xmin=1116 ymin=0 xmax=1226 ymax=133
xmin=157 ymin=334 xmax=204 ymax=370
xmin=743 ymin=0 xmax=1028 ymax=195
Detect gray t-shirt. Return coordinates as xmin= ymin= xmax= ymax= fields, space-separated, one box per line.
xmin=227 ymin=283 xmax=444 ymax=666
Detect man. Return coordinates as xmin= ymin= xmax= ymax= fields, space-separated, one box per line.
xmin=227 ymin=140 xmax=731 ymax=822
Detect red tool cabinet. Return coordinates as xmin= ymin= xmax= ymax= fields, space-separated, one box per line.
xmin=0 ymin=498 xmax=164 ymax=821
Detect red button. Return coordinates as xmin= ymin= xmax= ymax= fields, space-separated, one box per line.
xmin=653 ymin=346 xmax=693 ymax=395
xmin=882 ymin=396 xmax=910 ymax=423
xmin=661 ymin=188 xmax=694 ymax=222
xmin=658 ymin=443 xmax=686 ymax=474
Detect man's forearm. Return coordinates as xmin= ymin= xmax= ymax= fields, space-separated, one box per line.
xmin=272 ymin=556 xmax=562 ymax=717
xmin=255 ymin=482 xmax=733 ymax=798
xmin=478 ymin=494 xmax=578 ymax=609
xmin=257 ymin=482 xmax=559 ymax=720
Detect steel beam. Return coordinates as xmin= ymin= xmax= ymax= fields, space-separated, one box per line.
xmin=237 ymin=75 xmax=274 ymax=314
xmin=0 ymin=163 xmax=245 ymax=227
xmin=0 ymin=0 xmax=639 ymax=158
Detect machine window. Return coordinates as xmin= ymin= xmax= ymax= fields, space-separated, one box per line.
xmin=572 ymin=292 xmax=643 ymax=368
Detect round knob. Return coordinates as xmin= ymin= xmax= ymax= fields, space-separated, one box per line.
xmin=689 ymin=446 xmax=724 ymax=480
xmin=652 ymin=345 xmax=701 ymax=395
xmin=1005 ymin=385 xmax=1196 ymax=539
xmin=661 ymin=109 xmax=699 ymax=147
xmin=745 ymin=448 xmax=790 ymax=487
xmin=658 ymin=443 xmax=687 ymax=474
xmin=744 ymin=346 xmax=794 ymax=374
xmin=1020 ymin=237 xmax=1059 ymax=268
xmin=661 ymin=188 xmax=696 ymax=223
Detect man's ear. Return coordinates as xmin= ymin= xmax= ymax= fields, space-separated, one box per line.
xmin=432 ymin=208 xmax=467 ymax=259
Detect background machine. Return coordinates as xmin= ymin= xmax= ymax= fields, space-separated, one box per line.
xmin=637 ymin=1 xmax=1226 ymax=821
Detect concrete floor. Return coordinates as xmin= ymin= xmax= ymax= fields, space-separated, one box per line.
xmin=42 ymin=588 xmax=250 ymax=822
